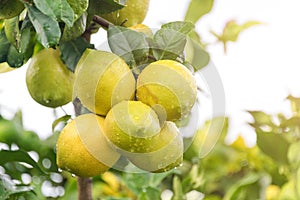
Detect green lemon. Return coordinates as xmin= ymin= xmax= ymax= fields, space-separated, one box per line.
xmin=127 ymin=121 xmax=183 ymax=173
xmin=0 ymin=0 xmax=24 ymax=19
xmin=104 ymin=100 xmax=161 ymax=153
xmin=26 ymin=48 xmax=74 ymax=108
xmin=74 ymin=49 xmax=136 ymax=116
xmin=101 ymin=0 xmax=149 ymax=27
xmin=56 ymin=113 xmax=121 ymax=177
xmin=136 ymin=60 xmax=197 ymax=122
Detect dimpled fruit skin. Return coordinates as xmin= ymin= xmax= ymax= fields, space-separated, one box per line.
xmin=102 ymin=0 xmax=149 ymax=27
xmin=0 ymin=0 xmax=24 ymax=19
xmin=74 ymin=49 xmax=136 ymax=116
xmin=136 ymin=60 xmax=197 ymax=122
xmin=56 ymin=114 xmax=120 ymax=177
xmin=26 ymin=48 xmax=74 ymax=108
xmin=104 ymin=101 xmax=161 ymax=153
xmin=127 ymin=121 xmax=183 ymax=172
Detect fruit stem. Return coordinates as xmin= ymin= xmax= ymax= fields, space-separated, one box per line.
xmin=93 ymin=15 xmax=112 ymax=29
xmin=77 ymin=177 xmax=92 ymax=200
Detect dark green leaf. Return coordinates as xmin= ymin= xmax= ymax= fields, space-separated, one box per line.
xmin=0 ymin=150 xmax=45 ymax=174
xmin=108 ymin=25 xmax=149 ymax=67
xmin=60 ymin=37 xmax=94 ymax=72
xmin=26 ymin=4 xmax=61 ymax=48
xmin=33 ymin=0 xmax=74 ymax=26
xmin=152 ymin=22 xmax=194 ymax=60
xmin=7 ymin=45 xmax=24 ymax=68
xmin=62 ymin=12 xmax=87 ymax=41
xmin=52 ymin=115 xmax=71 ymax=132
xmin=256 ymin=130 xmax=290 ymax=165
xmin=88 ymin=0 xmax=124 ymax=15
xmin=0 ymin=29 xmax=10 ymax=63
xmin=4 ymin=16 xmax=20 ymax=49
xmin=67 ymin=0 xmax=88 ymax=20
xmin=138 ymin=187 xmax=161 ymax=200
xmin=19 ymin=27 xmax=36 ymax=62
xmin=184 ymin=0 xmax=214 ymax=23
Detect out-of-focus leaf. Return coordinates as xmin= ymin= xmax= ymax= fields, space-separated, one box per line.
xmin=33 ymin=0 xmax=74 ymax=26
xmin=67 ymin=0 xmax=88 ymax=20
xmin=89 ymin=0 xmax=124 ymax=15
xmin=0 ymin=150 xmax=44 ymax=174
xmin=4 ymin=16 xmax=20 ymax=49
xmin=108 ymin=25 xmax=149 ymax=67
xmin=288 ymin=141 xmax=300 ymax=168
xmin=211 ymin=20 xmax=261 ymax=52
xmin=248 ymin=110 xmax=275 ymax=129
xmin=138 ymin=187 xmax=161 ymax=200
xmin=62 ymin=12 xmax=87 ymax=41
xmin=26 ymin=4 xmax=61 ymax=48
xmin=286 ymin=95 xmax=300 ymax=115
xmin=184 ymin=0 xmax=214 ymax=24
xmin=182 ymin=164 xmax=202 ymax=193
xmin=0 ymin=176 xmax=34 ymax=199
xmin=52 ymin=115 xmax=71 ymax=132
xmin=171 ymin=175 xmax=186 ymax=200
xmin=256 ymin=130 xmax=290 ymax=165
xmin=153 ymin=21 xmax=194 ymax=60
xmin=60 ymin=37 xmax=94 ymax=72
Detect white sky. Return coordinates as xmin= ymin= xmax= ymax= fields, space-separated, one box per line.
xmin=1 ymin=0 xmax=300 ymax=145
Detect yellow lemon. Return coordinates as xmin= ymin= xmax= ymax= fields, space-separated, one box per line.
xmin=74 ymin=49 xmax=136 ymax=116
xmin=136 ymin=60 xmax=197 ymax=122
xmin=56 ymin=113 xmax=120 ymax=177
xmin=129 ymin=24 xmax=153 ymax=37
xmin=26 ymin=48 xmax=74 ymax=108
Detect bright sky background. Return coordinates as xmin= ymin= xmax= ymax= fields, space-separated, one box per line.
xmin=1 ymin=0 xmax=300 ymax=146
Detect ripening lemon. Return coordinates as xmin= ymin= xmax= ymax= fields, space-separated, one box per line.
xmin=129 ymin=24 xmax=153 ymax=37
xmin=101 ymin=0 xmax=149 ymax=27
xmin=56 ymin=114 xmax=121 ymax=177
xmin=136 ymin=60 xmax=197 ymax=122
xmin=26 ymin=48 xmax=74 ymax=108
xmin=104 ymin=100 xmax=161 ymax=154
xmin=127 ymin=121 xmax=183 ymax=173
xmin=0 ymin=0 xmax=24 ymax=19
xmin=74 ymin=49 xmax=136 ymax=116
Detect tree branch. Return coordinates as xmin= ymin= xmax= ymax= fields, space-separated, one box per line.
xmin=77 ymin=177 xmax=92 ymax=200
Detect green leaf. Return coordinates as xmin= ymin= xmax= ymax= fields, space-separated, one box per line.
xmin=88 ymin=0 xmax=124 ymax=15
xmin=26 ymin=4 xmax=61 ymax=48
xmin=19 ymin=27 xmax=36 ymax=62
xmin=62 ymin=12 xmax=87 ymax=41
xmin=171 ymin=176 xmax=186 ymax=200
xmin=288 ymin=141 xmax=300 ymax=168
xmin=0 ymin=150 xmax=45 ymax=174
xmin=0 ymin=29 xmax=10 ymax=63
xmin=184 ymin=0 xmax=214 ymax=23
xmin=138 ymin=187 xmax=161 ymax=200
xmin=33 ymin=0 xmax=75 ymax=27
xmin=7 ymin=45 xmax=24 ymax=68
xmin=108 ymin=25 xmax=149 ymax=67
xmin=153 ymin=21 xmax=194 ymax=60
xmin=256 ymin=130 xmax=290 ymax=165
xmin=67 ymin=0 xmax=88 ymax=20
xmin=52 ymin=115 xmax=71 ymax=132
xmin=60 ymin=37 xmax=94 ymax=72
xmin=4 ymin=16 xmax=20 ymax=49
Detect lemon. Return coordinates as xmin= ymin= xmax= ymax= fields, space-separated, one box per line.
xmin=0 ymin=0 xmax=24 ymax=19
xmin=0 ymin=62 xmax=14 ymax=73
xmin=101 ymin=0 xmax=149 ymax=27
xmin=104 ymin=100 xmax=161 ymax=153
xmin=26 ymin=48 xmax=74 ymax=108
xmin=56 ymin=113 xmax=121 ymax=177
xmin=266 ymin=185 xmax=280 ymax=200
xmin=136 ymin=60 xmax=197 ymax=122
xmin=74 ymin=49 xmax=136 ymax=116
xmin=127 ymin=121 xmax=183 ymax=173
xmin=129 ymin=24 xmax=153 ymax=37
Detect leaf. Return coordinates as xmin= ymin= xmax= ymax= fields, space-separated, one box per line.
xmin=288 ymin=141 xmax=300 ymax=168
xmin=171 ymin=176 xmax=186 ymax=200
xmin=153 ymin=21 xmax=194 ymax=60
xmin=52 ymin=115 xmax=71 ymax=132
xmin=0 ymin=150 xmax=45 ymax=174
xmin=60 ymin=37 xmax=94 ymax=72
xmin=138 ymin=187 xmax=161 ymax=200
xmin=4 ymin=16 xmax=20 ymax=49
xmin=67 ymin=0 xmax=88 ymax=20
xmin=7 ymin=45 xmax=24 ymax=68
xmin=184 ymin=0 xmax=214 ymax=24
xmin=26 ymin=4 xmax=61 ymax=48
xmin=19 ymin=27 xmax=36 ymax=62
xmin=0 ymin=176 xmax=34 ymax=199
xmin=0 ymin=29 xmax=10 ymax=63
xmin=33 ymin=0 xmax=74 ymax=27
xmin=88 ymin=0 xmax=124 ymax=15
xmin=62 ymin=12 xmax=87 ymax=41
xmin=256 ymin=130 xmax=290 ymax=165
xmin=108 ymin=25 xmax=149 ymax=67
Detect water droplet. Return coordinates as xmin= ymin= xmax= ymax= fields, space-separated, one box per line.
xmin=71 ymin=174 xmax=76 ymax=177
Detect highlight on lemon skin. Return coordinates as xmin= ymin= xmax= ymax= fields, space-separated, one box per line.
xmin=56 ymin=113 xmax=121 ymax=177
xmin=136 ymin=60 xmax=198 ymax=122
xmin=73 ymin=49 xmax=136 ymax=116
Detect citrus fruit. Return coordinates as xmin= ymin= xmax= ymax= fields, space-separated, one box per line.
xmin=129 ymin=24 xmax=153 ymax=37
xmin=104 ymin=100 xmax=161 ymax=153
xmin=0 ymin=0 xmax=24 ymax=19
xmin=101 ymin=0 xmax=149 ymax=27
xmin=136 ymin=60 xmax=197 ymax=122
xmin=26 ymin=48 xmax=74 ymax=108
xmin=56 ymin=113 xmax=121 ymax=177
xmin=0 ymin=62 xmax=14 ymax=73
xmin=127 ymin=121 xmax=183 ymax=172
xmin=74 ymin=49 xmax=136 ymax=116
